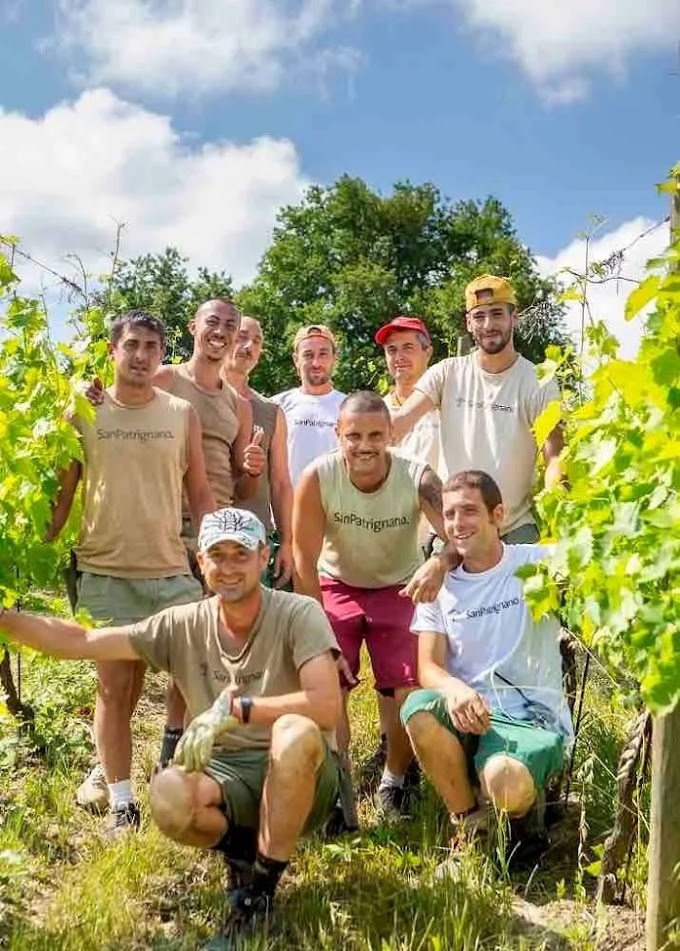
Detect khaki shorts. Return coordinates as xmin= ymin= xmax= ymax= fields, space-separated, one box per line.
xmin=76 ymin=572 xmax=202 ymax=626
xmin=205 ymin=745 xmax=340 ymax=833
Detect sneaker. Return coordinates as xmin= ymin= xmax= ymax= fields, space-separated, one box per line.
xmin=374 ymin=783 xmax=406 ymax=820
xmin=225 ymin=884 xmax=273 ymax=940
xmin=76 ymin=764 xmax=109 ymax=813
xmin=434 ymin=807 xmax=488 ymax=881
xmin=106 ymin=801 xmax=141 ymax=838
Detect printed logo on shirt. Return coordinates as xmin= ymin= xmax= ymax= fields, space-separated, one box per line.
xmin=454 ymin=397 xmax=514 ymax=413
xmin=204 ymin=666 xmax=264 ymax=686
xmin=97 ymin=428 xmax=175 ymax=442
xmin=465 ymin=596 xmax=520 ymax=619
xmin=333 ymin=512 xmax=411 ymax=532
xmin=292 ymin=418 xmax=336 ymax=428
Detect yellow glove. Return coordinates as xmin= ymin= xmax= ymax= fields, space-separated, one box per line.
xmin=174 ymin=691 xmax=239 ymax=773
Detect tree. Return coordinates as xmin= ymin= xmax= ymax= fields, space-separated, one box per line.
xmin=237 ymin=176 xmax=567 ymax=395
xmin=104 ymin=248 xmax=234 ymax=360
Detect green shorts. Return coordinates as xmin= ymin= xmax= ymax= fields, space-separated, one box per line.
xmin=204 ymin=745 xmax=340 ymax=833
xmin=401 ymin=689 xmax=565 ymax=792
xmin=76 ymin=572 xmax=203 ymax=626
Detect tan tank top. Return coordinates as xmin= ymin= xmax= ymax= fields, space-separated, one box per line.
xmin=237 ymin=391 xmax=278 ymax=533
xmin=166 ymin=364 xmax=239 ymax=507
xmin=75 ymin=390 xmax=192 ymax=578
xmin=317 ymin=449 xmax=425 ymax=588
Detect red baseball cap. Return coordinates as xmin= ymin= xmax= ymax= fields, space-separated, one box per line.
xmin=374 ymin=316 xmax=431 ymax=347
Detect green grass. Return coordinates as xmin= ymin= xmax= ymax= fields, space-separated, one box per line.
xmin=0 ymin=646 xmax=647 ymax=950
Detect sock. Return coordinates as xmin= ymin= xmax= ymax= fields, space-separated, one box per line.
xmin=251 ymin=851 xmax=288 ymax=897
xmin=159 ymin=725 xmax=184 ymax=765
xmin=108 ymin=779 xmax=134 ymax=810
xmin=212 ymin=824 xmax=257 ymax=865
xmin=379 ymin=767 xmax=405 ymax=790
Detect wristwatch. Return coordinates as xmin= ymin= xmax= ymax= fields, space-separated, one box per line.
xmin=240 ymin=696 xmax=253 ymax=724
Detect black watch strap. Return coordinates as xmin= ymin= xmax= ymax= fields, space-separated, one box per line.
xmin=240 ymin=696 xmax=254 ymax=724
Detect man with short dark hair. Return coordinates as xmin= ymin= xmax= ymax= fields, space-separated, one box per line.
xmin=293 ymin=390 xmax=452 ymax=817
xmin=1 ymin=507 xmax=341 ymax=942
xmin=223 ymin=315 xmax=294 ymax=589
xmin=392 ymin=275 xmax=563 ymax=543
xmin=401 ymin=470 xmax=571 ymax=867
xmin=271 ymin=325 xmax=346 ymax=487
xmin=47 ymin=309 xmax=216 ymax=833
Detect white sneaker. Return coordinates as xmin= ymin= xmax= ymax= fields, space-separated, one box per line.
xmin=76 ymin=763 xmax=109 ymax=813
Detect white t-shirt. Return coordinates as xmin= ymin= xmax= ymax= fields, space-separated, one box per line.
xmin=415 ymin=354 xmax=560 ymax=534
xmin=412 ymin=544 xmax=572 ymax=740
xmin=386 ymin=390 xmax=442 ymax=545
xmin=271 ymin=387 xmax=346 ymax=487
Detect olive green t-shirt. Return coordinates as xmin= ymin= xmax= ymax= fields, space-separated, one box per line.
xmin=129 ymin=588 xmax=339 ymax=752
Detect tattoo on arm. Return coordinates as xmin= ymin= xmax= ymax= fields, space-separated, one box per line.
xmin=418 ymin=466 xmax=443 ymax=515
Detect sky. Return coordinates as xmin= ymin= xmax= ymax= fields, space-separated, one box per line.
xmin=1 ymin=0 xmax=679 ymax=357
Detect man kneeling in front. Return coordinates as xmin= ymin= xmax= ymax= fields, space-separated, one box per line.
xmin=0 ymin=508 xmax=341 ymax=941
xmin=401 ymin=470 xmax=572 ymax=864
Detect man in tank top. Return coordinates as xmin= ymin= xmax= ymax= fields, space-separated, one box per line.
xmin=46 ymin=310 xmax=216 ymax=835
xmin=271 ymin=325 xmax=346 ymax=487
xmin=83 ymin=299 xmax=267 ymax=780
xmin=293 ymin=391 xmax=453 ymax=818
xmin=222 ymin=315 xmax=294 ymax=590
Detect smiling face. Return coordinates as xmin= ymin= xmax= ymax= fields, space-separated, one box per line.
xmin=336 ymin=408 xmax=391 ymax=481
xmin=443 ymin=485 xmax=504 ymax=560
xmin=466 ymin=302 xmax=516 ymax=355
xmin=110 ymin=324 xmax=164 ymax=388
xmin=197 ymin=539 xmax=269 ymax=601
xmin=190 ymin=300 xmax=241 ymax=364
xmin=227 ymin=315 xmax=263 ymax=377
xmin=383 ymin=330 xmax=432 ymax=386
xmin=293 ymin=336 xmax=336 ymax=389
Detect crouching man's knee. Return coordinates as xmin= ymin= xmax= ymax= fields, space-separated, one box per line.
xmin=150 ymin=766 xmax=202 ymax=841
xmin=480 ymin=755 xmax=536 ymax=818
xmin=270 ymin=714 xmax=325 ymax=772
xmin=403 ymin=709 xmax=441 ymax=751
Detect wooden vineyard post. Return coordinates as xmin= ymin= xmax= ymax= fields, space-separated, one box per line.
xmin=646 ymin=170 xmax=680 ymax=951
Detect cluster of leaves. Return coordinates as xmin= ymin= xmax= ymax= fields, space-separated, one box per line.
xmin=0 ymin=247 xmax=103 ymax=645
xmin=525 ymin=230 xmax=680 ymax=715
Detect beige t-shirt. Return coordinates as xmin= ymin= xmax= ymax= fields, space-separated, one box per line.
xmin=415 ymin=353 xmax=560 ymax=534
xmin=75 ymin=390 xmax=192 ymax=578
xmin=166 ymin=364 xmax=239 ymax=508
xmin=316 ymin=449 xmax=426 ymax=588
xmin=386 ymin=390 xmax=442 ymax=545
xmin=129 ymin=588 xmax=339 ymax=752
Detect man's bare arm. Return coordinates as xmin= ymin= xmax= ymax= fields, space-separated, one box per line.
xmin=184 ymin=407 xmax=217 ymax=528
xmin=45 ymin=460 xmax=81 ymax=542
xmin=417 ymin=465 xmax=445 ymax=540
xmin=391 ymin=389 xmax=436 ymax=443
xmin=292 ymin=468 xmax=325 ymax=604
xmin=232 ymin=651 xmax=341 ymax=732
xmin=268 ymin=408 xmax=294 ymax=587
xmin=232 ymin=396 xmax=262 ymax=500
xmin=0 ymin=610 xmax=139 ymax=662
xmin=543 ymin=423 xmax=565 ymax=490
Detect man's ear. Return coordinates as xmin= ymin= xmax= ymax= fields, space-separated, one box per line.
xmin=492 ymin=503 xmax=505 ymax=530
xmin=188 ymin=318 xmax=197 ymax=338
xmin=107 ymin=341 xmax=115 ymax=356
xmin=259 ymin=544 xmax=271 ymax=572
xmin=196 ymin=550 xmax=205 ymax=573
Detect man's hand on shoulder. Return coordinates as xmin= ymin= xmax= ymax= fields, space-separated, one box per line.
xmin=399 ymin=553 xmax=449 ymax=604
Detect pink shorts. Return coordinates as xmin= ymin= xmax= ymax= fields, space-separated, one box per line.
xmin=320 ymin=576 xmax=417 ymax=694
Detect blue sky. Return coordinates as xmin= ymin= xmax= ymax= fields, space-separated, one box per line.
xmin=1 ymin=1 xmax=678 ymax=352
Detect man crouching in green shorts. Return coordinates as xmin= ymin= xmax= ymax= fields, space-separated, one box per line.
xmin=401 ymin=470 xmax=572 ymax=865
xmin=1 ymin=508 xmax=341 ymax=944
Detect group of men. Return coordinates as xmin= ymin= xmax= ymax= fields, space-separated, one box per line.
xmin=1 ymin=274 xmax=571 ymax=942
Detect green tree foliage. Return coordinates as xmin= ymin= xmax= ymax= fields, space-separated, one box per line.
xmin=524 ymin=236 xmax=680 ymax=714
xmin=238 ymin=176 xmax=567 ymax=395
xmin=105 ymin=247 xmax=234 ymax=359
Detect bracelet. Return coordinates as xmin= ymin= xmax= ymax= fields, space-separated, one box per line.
xmin=240 ymin=696 xmax=253 ymax=724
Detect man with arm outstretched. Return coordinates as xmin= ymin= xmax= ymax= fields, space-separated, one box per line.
xmin=1 ymin=508 xmax=342 ymax=943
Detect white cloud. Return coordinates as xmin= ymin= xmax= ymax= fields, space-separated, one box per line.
xmin=51 ymin=0 xmax=359 ymax=97
xmin=0 ymin=88 xmax=309 ymax=302
xmin=450 ymin=0 xmax=680 ymax=101
xmin=536 ymin=217 xmax=670 ymax=360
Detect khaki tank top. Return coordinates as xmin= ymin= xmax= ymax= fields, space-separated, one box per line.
xmin=237 ymin=391 xmax=279 ymax=533
xmin=75 ymin=390 xmax=192 ymax=578
xmin=317 ymin=449 xmax=425 ymax=588
xmin=166 ymin=364 xmax=239 ymax=507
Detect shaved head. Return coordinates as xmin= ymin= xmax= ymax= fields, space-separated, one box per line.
xmin=339 ymin=390 xmax=390 ymax=421
xmin=194 ymin=298 xmax=241 ymax=323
